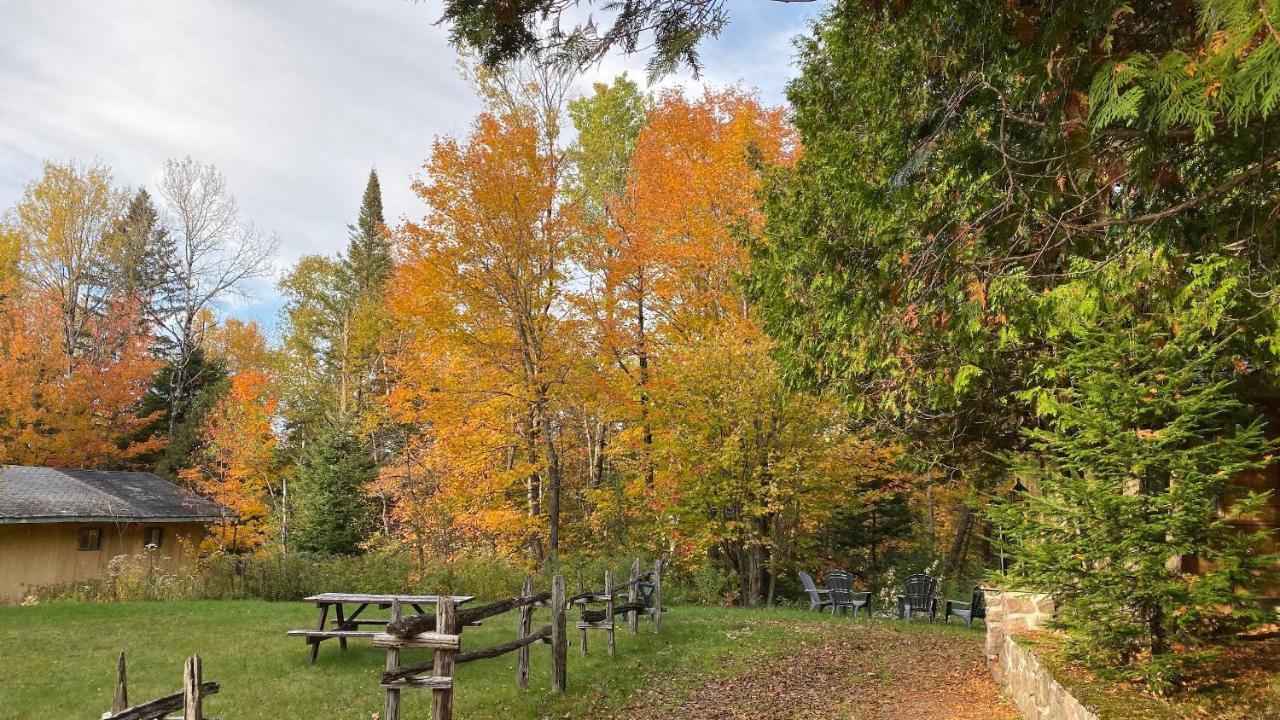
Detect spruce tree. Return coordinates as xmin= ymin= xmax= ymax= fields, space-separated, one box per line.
xmin=105 ymin=188 xmax=177 ymax=318
xmin=988 ymin=262 xmax=1277 ymax=691
xmin=344 ymin=169 xmax=390 ymax=297
xmin=291 ymin=420 xmax=375 ymax=555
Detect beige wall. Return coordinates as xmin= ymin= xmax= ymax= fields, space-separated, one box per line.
xmin=0 ymin=521 xmax=205 ymax=603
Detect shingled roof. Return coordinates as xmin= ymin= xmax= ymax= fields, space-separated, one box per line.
xmin=0 ymin=465 xmax=226 ymax=524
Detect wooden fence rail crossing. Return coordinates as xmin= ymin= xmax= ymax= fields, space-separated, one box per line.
xmin=378 ymin=576 xmax=571 ymax=720
xmin=375 ymin=562 xmax=661 ymax=720
xmin=101 ymin=652 xmax=219 ymax=720
xmin=572 ymin=558 xmax=664 ymax=655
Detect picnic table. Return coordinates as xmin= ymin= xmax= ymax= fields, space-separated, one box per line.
xmin=288 ymin=592 xmax=475 ymax=663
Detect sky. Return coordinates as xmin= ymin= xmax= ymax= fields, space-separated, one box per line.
xmin=0 ymin=0 xmax=827 ymax=333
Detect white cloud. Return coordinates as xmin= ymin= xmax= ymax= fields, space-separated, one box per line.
xmin=0 ymin=0 xmax=827 ymax=331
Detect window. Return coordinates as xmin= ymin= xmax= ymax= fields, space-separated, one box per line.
xmin=77 ymin=527 xmax=102 ymax=551
xmin=144 ymin=527 xmax=164 ymax=549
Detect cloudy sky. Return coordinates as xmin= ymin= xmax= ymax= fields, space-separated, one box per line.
xmin=0 ymin=0 xmax=826 ymax=332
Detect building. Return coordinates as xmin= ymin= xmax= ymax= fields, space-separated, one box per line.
xmin=0 ymin=465 xmax=225 ymax=602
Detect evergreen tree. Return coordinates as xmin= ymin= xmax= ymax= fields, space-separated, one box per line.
xmin=105 ymin=188 xmax=176 ymax=316
xmin=988 ymin=260 xmax=1277 ymax=691
xmin=344 ymin=169 xmax=389 ymax=297
xmin=291 ymin=420 xmax=375 ymax=554
xmin=135 ymin=347 xmax=229 ymax=480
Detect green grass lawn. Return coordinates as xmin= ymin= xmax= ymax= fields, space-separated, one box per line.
xmin=0 ymin=600 xmax=868 ymax=719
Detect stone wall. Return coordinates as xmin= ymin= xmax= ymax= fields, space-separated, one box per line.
xmin=985 ymin=589 xmax=1100 ymax=720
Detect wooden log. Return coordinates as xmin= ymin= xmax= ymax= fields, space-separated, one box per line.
xmin=286 ymin=630 xmax=380 ymax=639
xmin=373 ymin=632 xmax=461 ymax=650
xmin=387 ymin=592 xmax=550 ymax=637
xmin=604 ymin=570 xmax=616 ymax=657
xmin=517 ymin=576 xmax=532 ymax=691
xmin=104 ymin=684 xmax=219 ymax=720
xmin=606 ymin=571 xmax=653 ymax=593
xmin=628 ymin=559 xmax=640 ymax=634
xmin=550 ymin=575 xmax=566 ymax=693
xmin=382 ymin=626 xmax=552 ymax=682
xmin=652 ymin=558 xmax=663 ymax=632
xmin=112 ymin=651 xmax=128 ymax=714
xmin=182 ymin=655 xmax=202 ymax=720
xmin=431 ymin=598 xmax=456 ymax=720
xmin=380 ymin=676 xmax=452 ymax=690
xmin=383 ymin=599 xmax=402 ymax=720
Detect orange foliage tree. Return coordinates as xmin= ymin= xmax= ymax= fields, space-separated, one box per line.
xmin=0 ymin=289 xmax=162 ymax=467
xmin=387 ymin=108 xmax=578 ymax=565
xmin=379 ymin=86 xmax=906 ymax=601
xmin=181 ymin=368 xmax=280 ymax=553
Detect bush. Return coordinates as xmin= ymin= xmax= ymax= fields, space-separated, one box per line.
xmin=35 ymin=548 xmax=529 ymax=603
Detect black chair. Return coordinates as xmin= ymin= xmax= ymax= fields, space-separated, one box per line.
xmin=944 ymin=586 xmax=986 ymax=628
xmin=896 ymin=573 xmax=939 ymax=622
xmin=797 ymin=571 xmax=831 ymax=612
xmin=825 ymin=570 xmax=872 ymax=619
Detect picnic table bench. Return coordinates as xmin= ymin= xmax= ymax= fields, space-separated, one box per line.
xmin=288 ymin=592 xmax=475 ymax=663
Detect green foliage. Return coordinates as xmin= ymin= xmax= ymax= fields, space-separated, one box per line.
xmin=439 ymin=0 xmax=728 ymax=76
xmin=746 ymin=0 xmax=1280 ymax=683
xmin=134 ymin=348 xmax=229 ymax=480
xmin=988 ymin=260 xmax=1277 ymax=691
xmin=567 ymin=74 xmax=650 ymax=223
xmin=290 ymin=420 xmax=376 ymax=555
xmin=344 ymin=169 xmax=390 ymax=296
xmin=104 ymin=188 xmax=175 ymax=317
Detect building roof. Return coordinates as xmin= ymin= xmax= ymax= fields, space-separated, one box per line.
xmin=0 ymin=465 xmax=226 ymax=524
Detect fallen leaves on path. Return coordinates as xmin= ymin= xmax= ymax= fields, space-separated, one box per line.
xmin=629 ymin=622 xmax=1018 ymax=720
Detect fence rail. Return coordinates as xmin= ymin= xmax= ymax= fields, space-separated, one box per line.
xmin=101 ymin=652 xmax=219 ymax=720
xmin=377 ymin=558 xmax=663 ymax=720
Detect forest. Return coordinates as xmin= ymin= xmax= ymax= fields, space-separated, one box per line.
xmin=4 ymin=0 xmax=1280 ymax=696
xmin=0 ymin=69 xmax=922 ymax=608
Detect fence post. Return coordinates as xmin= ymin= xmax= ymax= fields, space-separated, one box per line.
xmin=384 ymin=599 xmax=402 ymax=720
xmin=576 ymin=573 xmax=588 ymax=656
xmin=182 ymin=655 xmax=203 ymax=720
xmin=652 ymin=558 xmax=663 ymax=632
xmin=628 ymin=559 xmax=640 ymax=634
xmin=550 ymin=574 xmax=566 ymax=693
xmin=604 ymin=569 xmax=616 ymax=657
xmin=517 ymin=576 xmax=533 ymax=690
xmin=112 ymin=651 xmax=128 ymax=714
xmin=431 ymin=598 xmax=457 ymax=720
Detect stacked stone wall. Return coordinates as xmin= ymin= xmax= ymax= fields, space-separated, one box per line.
xmin=984 ymin=589 xmax=1099 ymax=720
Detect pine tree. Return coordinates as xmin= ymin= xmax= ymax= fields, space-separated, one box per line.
xmin=291 ymin=420 xmax=375 ymax=555
xmin=344 ymin=169 xmax=389 ymax=297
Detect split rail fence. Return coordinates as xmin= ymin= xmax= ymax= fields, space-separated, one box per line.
xmin=376 ymin=559 xmax=665 ymax=720
xmin=100 ymin=652 xmax=218 ymax=720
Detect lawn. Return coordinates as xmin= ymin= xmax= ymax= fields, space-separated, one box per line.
xmin=0 ymin=600 xmax=1008 ymax=719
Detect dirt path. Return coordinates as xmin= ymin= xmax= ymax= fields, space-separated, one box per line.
xmin=630 ymin=622 xmax=1019 ymax=720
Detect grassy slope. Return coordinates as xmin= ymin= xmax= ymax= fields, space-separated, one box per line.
xmin=0 ymin=600 xmax=877 ymax=719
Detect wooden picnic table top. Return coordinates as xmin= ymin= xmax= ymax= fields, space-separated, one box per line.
xmin=304 ymin=592 xmax=476 ymax=605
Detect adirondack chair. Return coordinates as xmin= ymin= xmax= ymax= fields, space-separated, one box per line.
xmin=944 ymin=586 xmax=986 ymax=628
xmin=825 ymin=571 xmax=873 ymax=619
xmin=896 ymin=573 xmax=939 ymax=622
xmin=797 ymin=571 xmax=831 ymax=612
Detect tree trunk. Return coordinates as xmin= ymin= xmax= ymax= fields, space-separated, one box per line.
xmin=944 ymin=504 xmax=973 ymax=580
